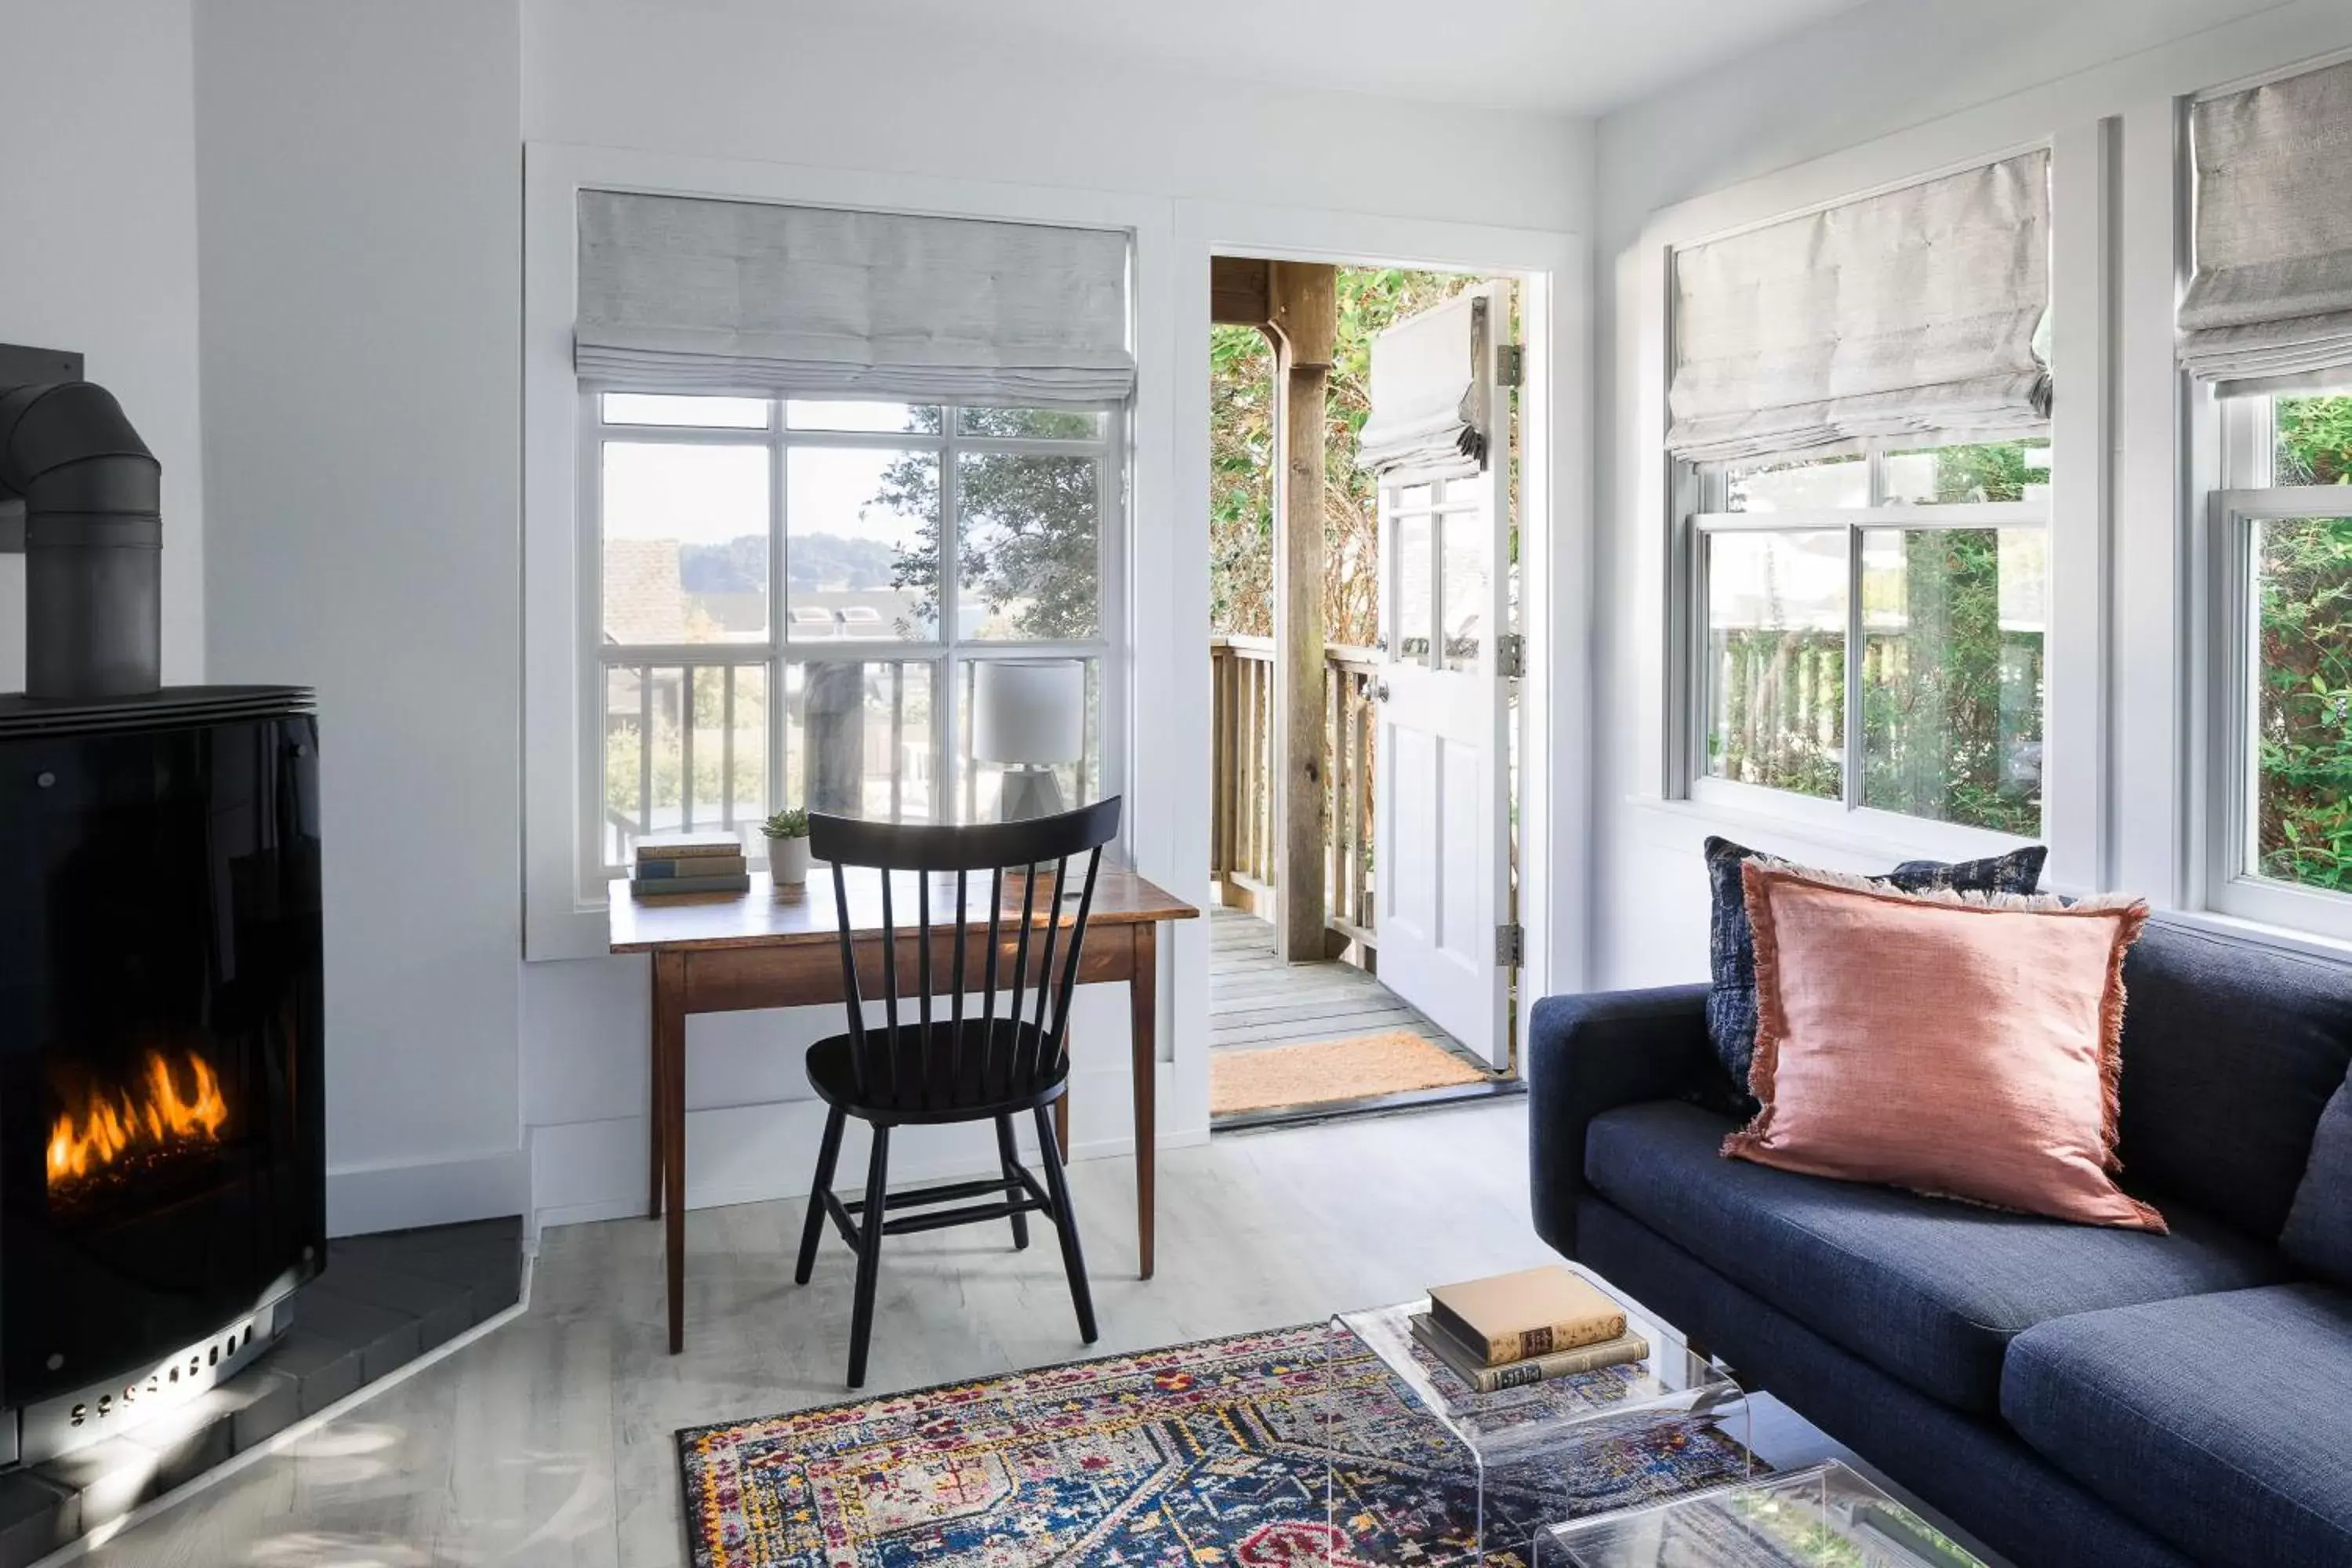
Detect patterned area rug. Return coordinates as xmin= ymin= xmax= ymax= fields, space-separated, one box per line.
xmin=677 ymin=1321 xmax=1756 ymax=1566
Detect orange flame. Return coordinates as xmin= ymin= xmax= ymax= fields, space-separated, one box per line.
xmin=47 ymin=1051 xmax=230 ymax=1189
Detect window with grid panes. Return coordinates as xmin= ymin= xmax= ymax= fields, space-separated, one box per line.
xmin=1691 ymin=437 xmax=2051 ymax=837
xmin=2205 ymin=389 xmax=2352 ymax=935
xmin=587 ymin=394 xmax=1120 ymax=876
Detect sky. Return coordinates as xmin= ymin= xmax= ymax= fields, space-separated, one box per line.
xmin=601 ymin=440 xmax=927 ymax=550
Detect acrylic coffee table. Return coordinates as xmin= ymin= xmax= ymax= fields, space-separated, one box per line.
xmin=1534 ymin=1459 xmax=1993 ymax=1568
xmin=1322 ymin=1262 xmax=1752 ymax=1566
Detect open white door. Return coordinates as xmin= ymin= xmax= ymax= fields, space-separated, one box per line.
xmin=1369 ymin=282 xmax=1514 ymax=1067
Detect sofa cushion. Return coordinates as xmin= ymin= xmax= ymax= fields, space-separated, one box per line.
xmin=2117 ymin=920 xmax=2352 ymax=1240
xmin=1702 ymin=835 xmax=2046 ymax=1098
xmin=2003 ymin=1285 xmax=2352 ymax=1568
xmin=1726 ymin=862 xmax=2159 ymax=1232
xmin=2282 ymin=1074 xmax=2352 ymax=1288
xmin=1584 ymin=1101 xmax=2290 ymax=1414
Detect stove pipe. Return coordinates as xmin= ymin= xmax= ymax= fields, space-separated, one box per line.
xmin=0 ymin=382 xmax=162 ymax=700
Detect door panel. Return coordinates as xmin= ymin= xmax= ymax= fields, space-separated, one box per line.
xmin=1371 ymin=280 xmax=1514 ymax=1066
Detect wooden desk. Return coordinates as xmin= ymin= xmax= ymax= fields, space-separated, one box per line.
xmin=609 ymin=865 xmax=1198 ymax=1354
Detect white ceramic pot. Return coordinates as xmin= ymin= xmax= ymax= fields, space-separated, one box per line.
xmin=768 ymin=835 xmax=811 ymax=887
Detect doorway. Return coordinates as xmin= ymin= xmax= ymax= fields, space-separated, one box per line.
xmin=1204 ymin=260 xmax=1524 ymax=1129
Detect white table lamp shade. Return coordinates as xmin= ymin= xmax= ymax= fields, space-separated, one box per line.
xmin=972 ymin=660 xmax=1084 ymax=765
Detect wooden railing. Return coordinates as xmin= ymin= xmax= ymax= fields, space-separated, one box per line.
xmin=1324 ymin=644 xmax=1379 ymax=941
xmin=1209 ymin=635 xmax=1277 ymax=898
xmin=1209 ymin=636 xmax=1381 ymax=946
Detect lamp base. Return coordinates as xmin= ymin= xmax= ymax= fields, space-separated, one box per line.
xmin=1000 ymin=768 xmax=1065 ymax=886
xmin=999 ymin=766 xmax=1065 ymax=822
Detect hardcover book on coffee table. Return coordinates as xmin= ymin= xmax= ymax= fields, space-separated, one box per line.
xmin=1428 ymin=1265 xmax=1628 ymax=1364
xmin=1410 ymin=1312 xmax=1651 ymax=1392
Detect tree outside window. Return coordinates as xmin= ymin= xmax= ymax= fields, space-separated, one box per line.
xmin=2255 ymin=394 xmax=2352 ymax=892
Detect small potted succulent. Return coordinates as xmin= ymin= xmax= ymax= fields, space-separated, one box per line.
xmin=760 ymin=808 xmax=811 ymax=888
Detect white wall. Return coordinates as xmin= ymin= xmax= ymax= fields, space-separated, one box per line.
xmin=194 ymin=0 xmax=528 ymax=1233
xmin=517 ymin=0 xmax=1594 ymax=1227
xmin=524 ymin=0 xmax=1592 ymax=232
xmin=0 ymin=0 xmax=203 ymax=692
xmin=1587 ymin=0 xmax=2352 ymax=990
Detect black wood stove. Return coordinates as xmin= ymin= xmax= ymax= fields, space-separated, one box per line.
xmin=0 ymin=351 xmax=325 ymax=1465
xmin=0 ymin=689 xmax=325 ymax=1465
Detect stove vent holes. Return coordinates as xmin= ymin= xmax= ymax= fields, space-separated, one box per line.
xmin=64 ymin=1322 xmax=257 ymax=1428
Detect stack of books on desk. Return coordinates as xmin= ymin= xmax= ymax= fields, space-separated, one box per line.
xmin=631 ymin=832 xmax=750 ymax=896
xmin=1410 ymin=1265 xmax=1650 ymax=1392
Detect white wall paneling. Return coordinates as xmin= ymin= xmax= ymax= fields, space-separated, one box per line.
xmin=2113 ymin=100 xmax=2194 ymax=908
xmin=195 ymin=0 xmax=527 ymax=1234
xmin=2042 ymin=117 xmax=2118 ymax=895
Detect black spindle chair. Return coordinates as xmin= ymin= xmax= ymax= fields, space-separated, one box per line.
xmin=795 ymin=797 xmax=1122 ymax=1388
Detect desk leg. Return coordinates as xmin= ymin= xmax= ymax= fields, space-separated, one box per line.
xmin=647 ymin=985 xmax=666 ymax=1221
xmin=1130 ymin=923 xmax=1157 ymax=1279
xmin=1054 ymin=1091 xmax=1071 ymax=1163
xmin=655 ymin=950 xmax=688 ymax=1355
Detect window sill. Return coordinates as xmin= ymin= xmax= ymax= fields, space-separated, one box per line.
xmin=1625 ymin=792 xmax=2042 ymax=873
xmin=526 ymin=890 xmax=618 ymax=964
xmin=2158 ymin=908 xmax=2352 ymax=967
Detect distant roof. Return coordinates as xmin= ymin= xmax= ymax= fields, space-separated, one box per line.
xmin=691 ymin=590 xmax=768 ymax=636
xmin=604 ymin=539 xmax=686 ymax=644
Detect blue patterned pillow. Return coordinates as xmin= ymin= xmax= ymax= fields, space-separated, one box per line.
xmin=1702 ymin=836 xmax=2049 ymax=1098
xmin=2281 ymin=1074 xmax=2352 ymax=1289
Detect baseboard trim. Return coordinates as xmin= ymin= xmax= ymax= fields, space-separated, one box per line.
xmin=528 ymin=1110 xmax=1210 ymax=1232
xmin=326 ymin=1148 xmax=530 ymax=1237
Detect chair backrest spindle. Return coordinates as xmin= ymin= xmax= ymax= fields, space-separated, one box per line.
xmin=877 ymin=871 xmax=900 ymax=1102
xmin=916 ymin=873 xmax=935 ymax=1109
xmin=1030 ymin=855 xmax=1070 ymax=1037
xmin=949 ymin=867 xmax=967 ymax=1097
xmin=1006 ymin=873 xmax=1039 ymax=1084
xmin=1051 ymin=850 xmax=1105 ymax=1073
xmin=981 ymin=869 xmax=1004 ymax=1091
xmin=829 ymin=858 xmax=868 ymax=1099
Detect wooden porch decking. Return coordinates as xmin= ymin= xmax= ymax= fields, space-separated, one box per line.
xmin=1208 ymin=905 xmax=1479 ymax=1059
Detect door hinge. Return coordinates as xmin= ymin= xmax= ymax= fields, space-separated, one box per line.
xmin=1496 ymin=343 xmax=1524 ymax=387
xmin=1496 ymin=923 xmax=1524 ymax=967
xmin=1497 ymin=633 xmax=1525 ymax=679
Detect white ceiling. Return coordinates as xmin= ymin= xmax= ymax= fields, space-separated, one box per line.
xmin=822 ymin=0 xmax=1878 ymax=117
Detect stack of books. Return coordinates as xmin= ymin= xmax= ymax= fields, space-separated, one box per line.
xmin=1410 ymin=1265 xmax=1650 ymax=1392
xmin=631 ymin=832 xmax=750 ymax=896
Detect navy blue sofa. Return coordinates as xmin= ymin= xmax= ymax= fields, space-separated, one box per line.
xmin=1529 ymin=918 xmax=2352 ymax=1568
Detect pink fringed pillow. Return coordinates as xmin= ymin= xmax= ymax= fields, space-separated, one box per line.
xmin=1722 ymin=862 xmax=2164 ymax=1232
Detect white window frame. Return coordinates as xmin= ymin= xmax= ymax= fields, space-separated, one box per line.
xmin=1635 ymin=131 xmax=2111 ymax=884
xmin=1682 ymin=439 xmax=2053 ymax=861
xmin=524 ymin=143 xmax=1174 ymax=965
xmin=2198 ymin=393 xmax=2352 ymax=942
xmin=580 ymin=394 xmax=1127 ymax=891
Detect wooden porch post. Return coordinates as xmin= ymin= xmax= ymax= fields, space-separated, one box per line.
xmin=1208 ymin=256 xmax=1337 ymax=960
xmin=1268 ymin=263 xmax=1334 ymax=962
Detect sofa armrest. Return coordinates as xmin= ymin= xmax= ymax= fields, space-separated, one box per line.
xmin=1527 ymin=984 xmax=1716 ymax=1260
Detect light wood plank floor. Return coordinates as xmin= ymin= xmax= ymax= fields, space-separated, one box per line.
xmin=82 ymin=1100 xmax=1552 ymax=1568
xmin=1209 ymin=905 xmax=1480 ymax=1060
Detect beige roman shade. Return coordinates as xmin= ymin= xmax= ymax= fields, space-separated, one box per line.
xmin=2180 ymin=56 xmax=2352 ymax=397
xmin=575 ymin=191 xmax=1134 ymax=407
xmin=1356 ymin=292 xmax=1490 ymax=479
xmin=1667 ymin=151 xmax=2053 ymax=463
